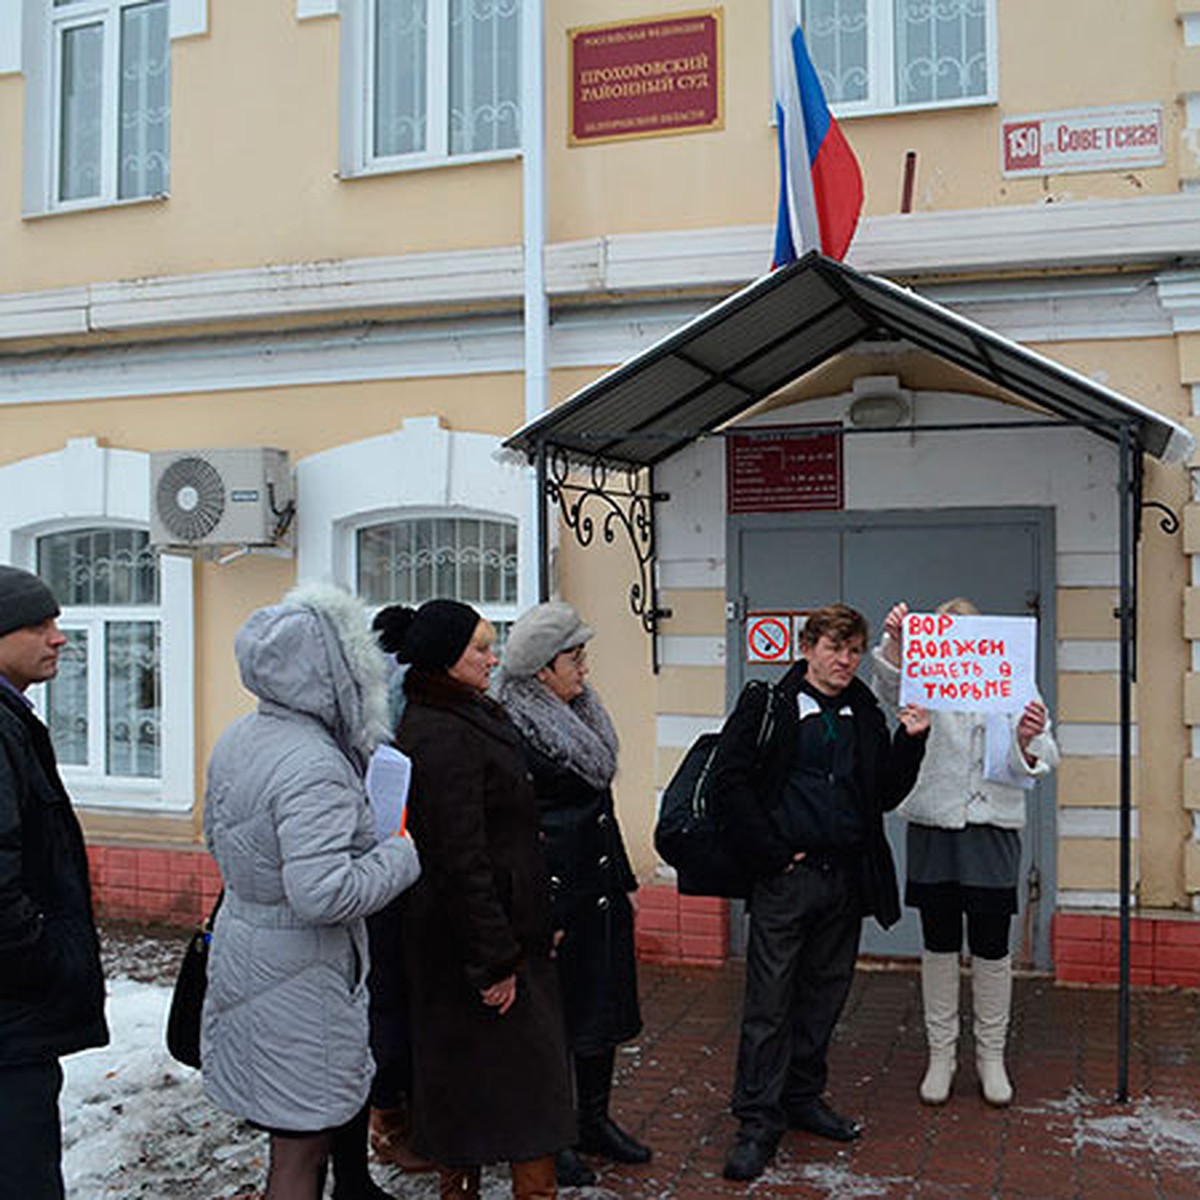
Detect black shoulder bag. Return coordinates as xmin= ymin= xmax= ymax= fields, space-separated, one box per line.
xmin=165 ymin=891 xmax=223 ymax=1069
xmin=653 ymin=681 xmax=775 ymax=899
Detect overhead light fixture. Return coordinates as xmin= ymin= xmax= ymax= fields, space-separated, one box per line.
xmin=848 ymin=385 xmax=910 ymax=429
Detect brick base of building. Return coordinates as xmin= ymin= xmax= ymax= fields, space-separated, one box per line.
xmin=82 ymin=851 xmax=1200 ymax=990
xmin=1051 ymin=910 xmax=1200 ymax=988
xmin=630 ymin=886 xmax=1200 ymax=988
xmin=88 ymin=844 xmax=223 ymax=929
xmin=633 ymin=883 xmax=730 ymax=966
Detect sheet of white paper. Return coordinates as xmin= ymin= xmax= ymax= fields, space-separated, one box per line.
xmin=983 ymin=714 xmax=1034 ymax=790
xmin=365 ymin=745 xmax=412 ymax=842
xmin=899 ymin=612 xmax=1037 ymax=713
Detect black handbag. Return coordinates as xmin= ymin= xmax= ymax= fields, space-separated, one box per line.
xmin=165 ymin=891 xmax=222 ymax=1069
xmin=654 ymin=682 xmax=775 ymax=899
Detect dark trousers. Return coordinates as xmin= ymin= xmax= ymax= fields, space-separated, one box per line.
xmin=0 ymin=1060 xmax=65 ymax=1200
xmin=732 ymin=861 xmax=861 ymax=1143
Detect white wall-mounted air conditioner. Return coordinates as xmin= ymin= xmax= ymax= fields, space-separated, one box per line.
xmin=150 ymin=447 xmax=293 ymax=548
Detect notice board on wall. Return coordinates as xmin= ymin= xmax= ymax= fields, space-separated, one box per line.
xmin=726 ymin=426 xmax=844 ymax=514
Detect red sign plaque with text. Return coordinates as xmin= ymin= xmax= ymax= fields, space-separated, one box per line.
xmin=569 ymin=11 xmax=723 ymax=145
xmin=726 ymin=426 xmax=844 ymax=514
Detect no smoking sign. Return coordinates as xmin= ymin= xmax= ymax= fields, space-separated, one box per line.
xmin=746 ymin=614 xmax=791 ymax=663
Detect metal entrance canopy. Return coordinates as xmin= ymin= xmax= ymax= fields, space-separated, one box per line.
xmin=504 ymin=250 xmax=1193 ymax=469
xmin=504 ymin=251 xmax=1195 ymax=1105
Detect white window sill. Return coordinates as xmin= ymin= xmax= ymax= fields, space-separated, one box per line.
xmin=340 ymin=148 xmax=520 ymax=180
xmin=62 ymin=775 xmax=191 ymax=814
xmin=23 ymin=192 xmax=169 ymax=221
xmin=837 ymin=94 xmax=998 ymax=121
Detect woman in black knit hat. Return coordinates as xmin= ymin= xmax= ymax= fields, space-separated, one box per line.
xmin=374 ymin=600 xmax=573 ymax=1199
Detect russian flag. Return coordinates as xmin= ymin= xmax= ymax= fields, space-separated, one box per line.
xmin=772 ymin=13 xmax=864 ymax=265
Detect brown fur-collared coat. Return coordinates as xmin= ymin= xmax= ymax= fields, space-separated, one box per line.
xmin=395 ymin=668 xmax=573 ymax=1167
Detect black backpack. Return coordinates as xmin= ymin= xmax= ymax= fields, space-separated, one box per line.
xmin=653 ymin=681 xmax=775 ymax=899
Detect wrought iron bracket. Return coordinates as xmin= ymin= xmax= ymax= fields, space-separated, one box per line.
xmin=1140 ymin=500 xmax=1180 ymax=536
xmin=544 ymin=447 xmax=671 ymax=660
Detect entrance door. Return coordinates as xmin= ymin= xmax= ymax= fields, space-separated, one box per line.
xmin=726 ymin=508 xmax=1056 ymax=967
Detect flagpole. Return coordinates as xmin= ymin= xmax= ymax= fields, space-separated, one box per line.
xmin=522 ymin=0 xmax=549 ymax=605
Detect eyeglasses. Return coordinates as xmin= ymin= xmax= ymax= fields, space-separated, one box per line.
xmin=560 ymin=646 xmax=587 ymax=667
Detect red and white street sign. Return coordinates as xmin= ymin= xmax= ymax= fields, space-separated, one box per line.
xmin=1001 ymin=104 xmax=1163 ymax=178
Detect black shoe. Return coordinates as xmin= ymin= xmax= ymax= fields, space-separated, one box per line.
xmin=786 ymin=1097 xmax=861 ymax=1142
xmin=723 ymin=1135 xmax=774 ymax=1182
xmin=578 ymin=1116 xmax=652 ymax=1164
xmin=555 ymin=1147 xmax=597 ymax=1187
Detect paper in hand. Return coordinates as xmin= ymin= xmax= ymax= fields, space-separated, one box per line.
xmin=366 ymin=745 xmax=412 ymax=841
xmin=982 ymin=715 xmax=1035 ymax=791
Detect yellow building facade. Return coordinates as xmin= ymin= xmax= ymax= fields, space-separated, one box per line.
xmin=2 ymin=0 xmax=1200 ymax=979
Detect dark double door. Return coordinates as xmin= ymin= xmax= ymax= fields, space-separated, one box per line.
xmin=726 ymin=507 xmax=1056 ymax=966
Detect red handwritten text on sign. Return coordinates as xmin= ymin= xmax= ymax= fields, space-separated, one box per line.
xmin=899 ymin=612 xmax=1036 ymax=713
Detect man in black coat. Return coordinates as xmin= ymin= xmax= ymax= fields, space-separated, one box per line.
xmin=0 ymin=566 xmax=108 ymax=1199
xmin=713 ymin=604 xmax=928 ymax=1182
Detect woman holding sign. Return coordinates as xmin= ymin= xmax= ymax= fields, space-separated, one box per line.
xmin=873 ymin=599 xmax=1058 ymax=1109
xmin=377 ymin=600 xmax=573 ymax=1198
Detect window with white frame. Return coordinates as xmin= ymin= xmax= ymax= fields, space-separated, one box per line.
xmin=37 ymin=527 xmax=163 ymax=782
xmin=47 ymin=0 xmax=170 ymax=207
xmin=779 ymin=0 xmax=995 ymax=115
xmin=346 ymin=0 xmax=521 ymax=173
xmin=0 ymin=440 xmax=193 ymax=812
xmin=356 ymin=513 xmax=519 ymax=638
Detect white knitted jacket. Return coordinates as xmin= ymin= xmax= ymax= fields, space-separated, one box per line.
xmin=871 ymin=643 xmax=1059 ymax=830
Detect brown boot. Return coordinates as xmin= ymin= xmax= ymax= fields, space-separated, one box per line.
xmin=510 ymin=1155 xmax=557 ymax=1199
xmin=438 ymin=1166 xmax=481 ymax=1200
xmin=369 ymin=1106 xmax=433 ymax=1172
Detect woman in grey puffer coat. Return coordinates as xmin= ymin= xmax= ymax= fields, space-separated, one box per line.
xmin=202 ymin=583 xmax=421 ymax=1200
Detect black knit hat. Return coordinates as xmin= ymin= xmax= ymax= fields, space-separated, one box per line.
xmin=0 ymin=566 xmax=60 ymax=639
xmin=374 ymin=599 xmax=481 ymax=670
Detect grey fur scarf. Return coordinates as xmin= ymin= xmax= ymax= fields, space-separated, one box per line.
xmin=494 ymin=674 xmax=618 ymax=790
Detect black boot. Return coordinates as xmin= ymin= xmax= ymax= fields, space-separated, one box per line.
xmin=555 ymin=1147 xmax=597 ymax=1187
xmin=331 ymin=1104 xmax=398 ymax=1200
xmin=575 ymin=1050 xmax=651 ymax=1164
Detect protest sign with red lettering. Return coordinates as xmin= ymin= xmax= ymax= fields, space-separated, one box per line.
xmin=898 ymin=612 xmax=1036 ymax=713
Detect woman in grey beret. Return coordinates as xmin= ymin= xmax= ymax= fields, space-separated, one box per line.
xmin=495 ymin=602 xmax=650 ymax=1187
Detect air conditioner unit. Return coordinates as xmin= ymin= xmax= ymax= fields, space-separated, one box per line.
xmin=150 ymin=447 xmax=294 ymax=549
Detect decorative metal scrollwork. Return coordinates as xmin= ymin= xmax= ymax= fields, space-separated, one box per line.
xmin=545 ymin=447 xmax=669 ymax=635
xmin=1141 ymin=500 xmax=1180 ymax=535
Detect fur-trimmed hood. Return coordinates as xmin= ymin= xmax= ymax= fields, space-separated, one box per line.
xmin=234 ymin=582 xmax=390 ymax=766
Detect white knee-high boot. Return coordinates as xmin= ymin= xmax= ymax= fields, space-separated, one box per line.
xmin=919 ymin=951 xmax=960 ymax=1105
xmin=972 ymin=954 xmax=1013 ymax=1106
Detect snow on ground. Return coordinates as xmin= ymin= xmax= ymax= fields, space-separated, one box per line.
xmin=62 ymin=976 xmax=265 ymax=1199
xmin=1029 ymin=1085 xmax=1200 ymax=1173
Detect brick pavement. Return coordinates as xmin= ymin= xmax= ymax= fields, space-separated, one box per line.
xmin=581 ymin=961 xmax=1200 ymax=1200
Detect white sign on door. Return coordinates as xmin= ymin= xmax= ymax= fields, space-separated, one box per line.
xmin=745 ymin=613 xmax=792 ymax=664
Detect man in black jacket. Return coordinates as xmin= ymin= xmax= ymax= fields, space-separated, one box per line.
xmin=0 ymin=565 xmax=108 ymax=1199
xmin=713 ymin=604 xmax=928 ymax=1182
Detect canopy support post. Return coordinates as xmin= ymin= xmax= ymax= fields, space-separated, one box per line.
xmin=1116 ymin=422 xmax=1135 ymax=1103
xmin=536 ymin=440 xmax=550 ymax=603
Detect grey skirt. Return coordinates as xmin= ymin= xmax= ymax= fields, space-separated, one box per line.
xmin=904 ymin=822 xmax=1020 ymax=916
